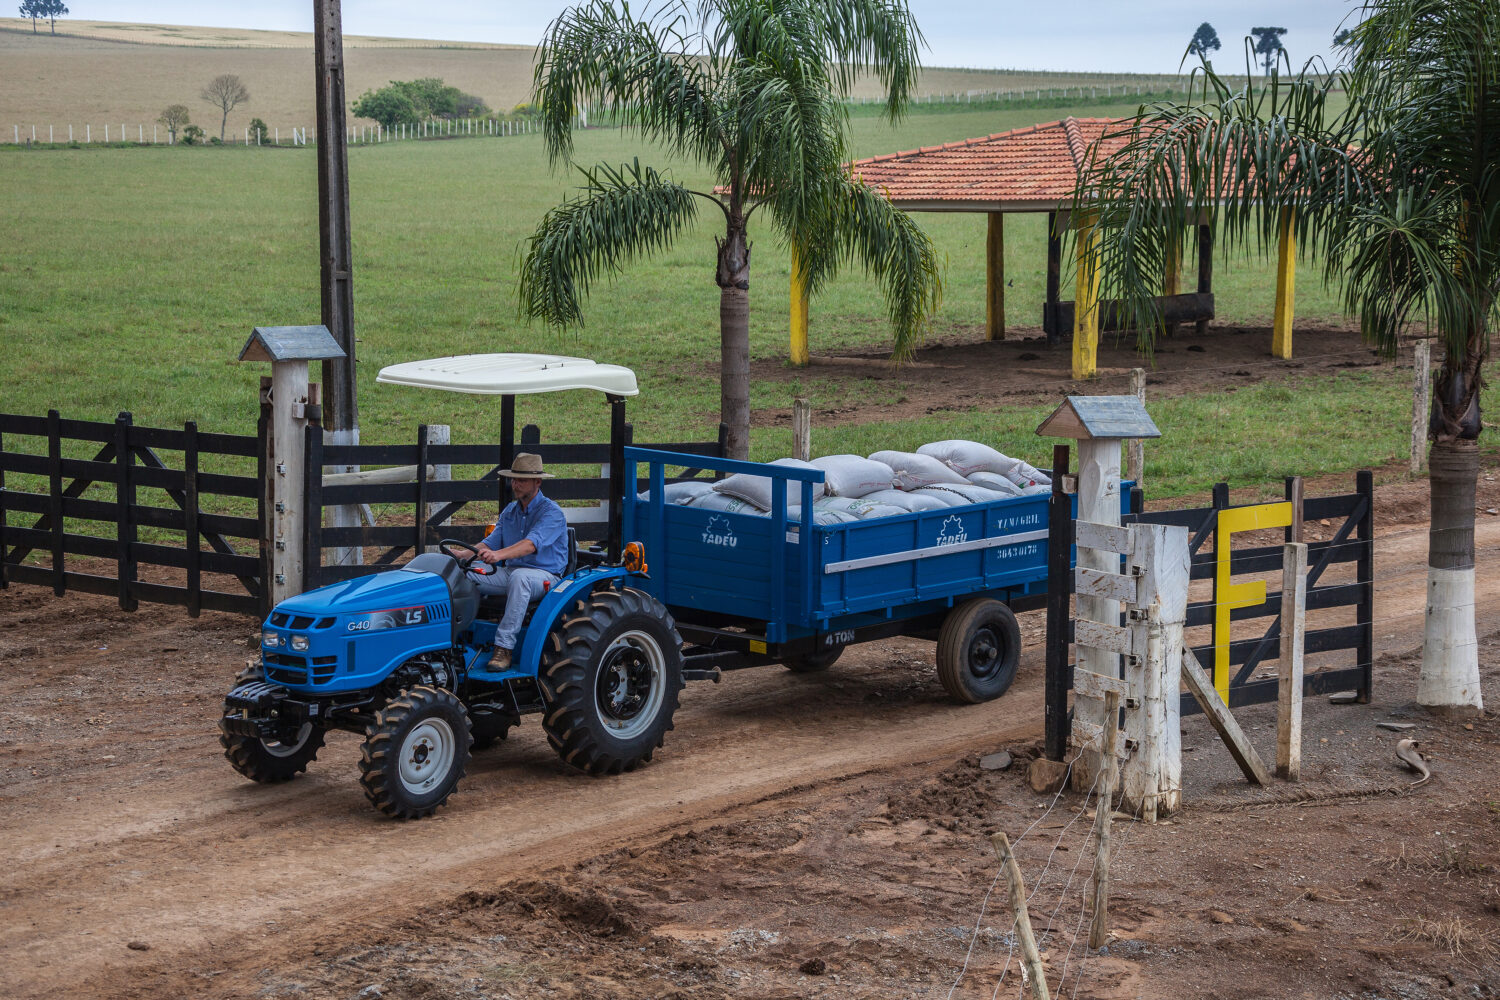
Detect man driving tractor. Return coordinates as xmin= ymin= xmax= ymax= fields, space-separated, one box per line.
xmin=468 ymin=452 xmax=569 ymax=668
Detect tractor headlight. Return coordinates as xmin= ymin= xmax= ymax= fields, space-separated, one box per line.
xmin=289 ymin=635 xmax=309 ymax=652
xmin=261 ymin=630 xmax=282 ymax=648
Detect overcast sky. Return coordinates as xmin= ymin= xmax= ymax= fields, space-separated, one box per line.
xmin=72 ymin=1 xmax=1363 ymax=74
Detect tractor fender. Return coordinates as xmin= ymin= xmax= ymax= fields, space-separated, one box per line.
xmin=514 ymin=565 xmax=634 ymax=677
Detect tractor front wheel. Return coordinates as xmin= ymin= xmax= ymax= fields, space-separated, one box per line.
xmin=358 ymin=685 xmax=471 ymax=819
xmin=539 ymin=586 xmax=683 ymax=775
xmin=220 ymin=723 xmax=325 ymax=783
xmin=936 ymin=598 xmax=1021 ymax=703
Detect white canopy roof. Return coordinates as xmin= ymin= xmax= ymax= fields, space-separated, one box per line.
xmin=376 ymin=353 xmax=639 ymax=397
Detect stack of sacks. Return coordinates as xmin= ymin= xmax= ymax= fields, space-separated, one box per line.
xmin=868 ymin=450 xmax=970 ymax=491
xmin=637 ymin=480 xmax=716 ymax=505
xmin=788 ymin=506 xmax=858 ymax=525
xmin=912 ymin=483 xmax=1018 ymax=506
xmin=708 ymin=457 xmax=825 ymax=510
xmin=917 ymin=440 xmax=1051 ymax=489
xmin=859 ymin=488 xmax=951 ymax=512
xmin=813 ymin=496 xmax=910 ymax=520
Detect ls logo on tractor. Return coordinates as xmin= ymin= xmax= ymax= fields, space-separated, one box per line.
xmin=702 ymin=514 xmax=738 ymax=549
xmin=935 ymin=515 xmax=968 ymax=547
xmin=346 ymin=606 xmax=429 ymax=632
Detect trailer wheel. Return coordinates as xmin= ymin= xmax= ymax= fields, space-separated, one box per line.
xmin=220 ymin=721 xmax=325 ymax=783
xmin=782 ymin=646 xmax=844 ymax=673
xmin=539 ymin=587 xmax=683 ymax=775
xmin=358 ymin=685 xmax=471 ymax=819
xmin=936 ymin=598 xmax=1021 ymax=703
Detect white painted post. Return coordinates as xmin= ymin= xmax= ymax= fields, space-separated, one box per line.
xmin=138 ymin=124 xmax=142 ymax=143
xmin=69 ymin=124 xmax=72 ymax=141
xmin=1121 ymin=521 xmax=1188 ymax=820
xmin=268 ymin=362 xmax=311 ymax=605
xmin=1073 ymin=436 xmax=1123 ymax=791
xmin=1277 ymin=541 xmax=1308 ymax=779
xmin=1412 ymin=339 xmax=1431 ymax=474
xmin=104 ymin=124 xmax=108 ymax=142
xmin=11 ymin=126 xmax=15 ymax=144
xmin=325 ymin=425 xmax=363 ymax=569
xmin=275 ymin=127 xmax=279 ymax=144
xmin=425 ymin=424 xmax=451 ymax=553
xmin=87 ymin=125 xmax=90 ymax=142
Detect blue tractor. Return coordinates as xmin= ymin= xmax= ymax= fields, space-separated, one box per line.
xmin=220 ymin=355 xmax=685 ymax=818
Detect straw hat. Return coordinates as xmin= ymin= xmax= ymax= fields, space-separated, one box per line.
xmin=497 ymin=452 xmax=553 ymax=479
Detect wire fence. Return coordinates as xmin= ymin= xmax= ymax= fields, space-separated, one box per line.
xmin=2 ymin=113 xmax=569 ymax=148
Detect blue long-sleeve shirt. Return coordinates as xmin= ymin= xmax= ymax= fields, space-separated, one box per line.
xmin=481 ymin=491 xmax=569 ymax=575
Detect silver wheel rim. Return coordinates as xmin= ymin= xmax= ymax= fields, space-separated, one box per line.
xmin=262 ymin=723 xmax=313 ymax=758
xmin=397 ymin=717 xmax=456 ymax=796
xmin=594 ymin=629 xmax=667 ymax=741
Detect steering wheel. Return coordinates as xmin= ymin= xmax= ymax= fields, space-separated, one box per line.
xmin=439 ymin=538 xmax=496 ymax=575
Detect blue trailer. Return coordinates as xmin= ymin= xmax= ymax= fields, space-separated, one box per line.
xmin=219 ymin=354 xmax=1077 ymax=819
xmin=626 ymin=448 xmax=1058 ymax=702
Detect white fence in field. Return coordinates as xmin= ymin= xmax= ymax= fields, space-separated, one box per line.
xmin=3 ymin=114 xmax=571 ymax=147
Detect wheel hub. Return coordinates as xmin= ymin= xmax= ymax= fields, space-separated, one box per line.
xmin=593 ymin=629 xmax=667 ymax=740
xmin=968 ymin=627 xmax=1001 ymax=679
xmin=398 ymin=719 xmax=455 ymax=794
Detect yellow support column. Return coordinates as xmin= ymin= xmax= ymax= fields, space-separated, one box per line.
xmin=790 ymin=245 xmax=810 ymax=366
xmin=1072 ymin=212 xmax=1100 ymax=379
xmin=985 ymin=212 xmax=1005 ymax=341
xmin=1272 ymin=209 xmax=1296 ymax=359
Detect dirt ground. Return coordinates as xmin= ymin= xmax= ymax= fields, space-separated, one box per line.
xmin=4 ymin=460 xmax=1500 ymax=1000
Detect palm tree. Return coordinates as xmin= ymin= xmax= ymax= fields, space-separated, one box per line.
xmin=1073 ymin=0 xmax=1496 ymax=713
xmin=519 ymin=0 xmax=942 ymax=459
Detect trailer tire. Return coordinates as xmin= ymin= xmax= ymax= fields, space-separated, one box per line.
xmin=358 ymin=685 xmax=471 ymax=819
xmin=783 ymin=646 xmax=844 ymax=674
xmin=936 ymin=598 xmax=1020 ymax=703
xmin=538 ymin=586 xmax=683 ymax=775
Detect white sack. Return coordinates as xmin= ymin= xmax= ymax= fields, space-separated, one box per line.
xmin=965 ymin=471 xmax=1024 ymax=496
xmin=637 ymin=480 xmax=715 ymax=505
xmin=914 ymin=483 xmax=1015 ymax=506
xmin=814 ymin=496 xmax=909 ymax=520
xmin=808 ymin=454 xmax=896 ymax=498
xmin=712 ymin=457 xmax=825 ymax=509
xmin=860 ymin=488 xmax=952 ymax=512
xmin=788 ymin=506 xmax=857 ymax=525
xmin=868 ymin=450 xmax=970 ymax=491
xmin=687 ymin=491 xmax=768 ymax=515
xmin=918 ymin=439 xmax=1052 ymax=488
xmin=1020 ymin=483 xmax=1053 ymax=496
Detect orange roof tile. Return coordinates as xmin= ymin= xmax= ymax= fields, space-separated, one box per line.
xmin=847 ymin=117 xmax=1129 ymax=211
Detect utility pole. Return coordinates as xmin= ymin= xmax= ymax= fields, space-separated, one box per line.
xmin=313 ymin=0 xmax=362 ymax=565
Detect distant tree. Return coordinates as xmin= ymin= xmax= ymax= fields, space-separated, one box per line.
xmin=351 ymin=86 xmax=421 ymax=129
xmin=248 ymin=116 xmax=269 ymax=143
xmin=1187 ymin=22 xmax=1221 ymax=58
xmin=1250 ymin=26 xmax=1287 ymax=74
xmin=40 ymin=0 xmax=65 ymax=34
xmin=181 ymin=124 xmax=205 ymax=146
xmin=200 ymin=73 xmax=250 ymax=141
xmin=18 ymin=1 xmax=40 ymax=33
xmin=157 ymin=104 xmax=191 ymax=143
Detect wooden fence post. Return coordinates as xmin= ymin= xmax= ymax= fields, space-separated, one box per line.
xmin=1088 ymin=688 xmax=1120 ymax=949
xmin=426 ymin=424 xmax=451 ymax=551
xmin=991 ymin=833 xmax=1051 ymax=1000
xmin=792 ymin=398 xmax=811 ymax=462
xmin=1412 ymin=339 xmax=1431 ymax=475
xmin=1277 ymin=541 xmax=1308 ymax=780
xmin=1121 ymin=521 xmax=1188 ymax=821
xmin=1072 ymin=435 xmax=1121 ymax=790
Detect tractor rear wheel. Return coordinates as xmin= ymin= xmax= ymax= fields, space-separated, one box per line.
xmin=782 ymin=646 xmax=844 ymax=674
xmin=539 ymin=586 xmax=683 ymax=775
xmin=358 ymin=685 xmax=471 ymax=819
xmin=936 ymin=598 xmax=1020 ymax=703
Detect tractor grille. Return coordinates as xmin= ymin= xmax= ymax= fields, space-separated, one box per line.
xmin=427 ymin=603 xmax=449 ymax=623
xmin=264 ymin=656 xmax=306 ymax=685
xmin=311 ymin=655 xmax=338 ymax=683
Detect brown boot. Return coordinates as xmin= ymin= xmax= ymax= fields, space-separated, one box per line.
xmin=488 ymin=647 xmax=512 ymax=670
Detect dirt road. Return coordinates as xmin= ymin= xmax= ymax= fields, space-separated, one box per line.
xmin=3 ymin=479 xmax=1498 ymax=999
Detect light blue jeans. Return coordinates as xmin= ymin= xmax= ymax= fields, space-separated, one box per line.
xmin=467 ymin=565 xmax=559 ymax=650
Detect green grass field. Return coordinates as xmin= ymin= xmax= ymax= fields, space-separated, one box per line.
xmin=4 ymin=103 xmax=1490 ymax=506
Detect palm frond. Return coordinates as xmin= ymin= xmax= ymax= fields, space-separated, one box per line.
xmin=519 ymin=159 xmax=700 ymax=327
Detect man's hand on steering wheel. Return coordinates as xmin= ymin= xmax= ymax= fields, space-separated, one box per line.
xmin=439 ymin=538 xmax=497 ymax=575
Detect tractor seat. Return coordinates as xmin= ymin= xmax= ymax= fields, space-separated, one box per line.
xmin=476 ymin=527 xmax=579 ymax=616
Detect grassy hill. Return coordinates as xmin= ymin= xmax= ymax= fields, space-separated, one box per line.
xmin=0 ymin=18 xmax=1204 ymax=132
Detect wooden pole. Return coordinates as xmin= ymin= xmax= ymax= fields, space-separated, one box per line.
xmin=986 ymin=211 xmax=1005 ymax=341
xmin=1181 ymin=647 xmax=1273 ymax=785
xmin=1277 ymin=541 xmax=1308 ymax=780
xmin=1072 ymin=436 xmax=1121 ymax=790
xmin=1045 ymin=211 xmax=1062 ymax=346
xmin=426 ymin=424 xmax=450 ymax=552
xmin=1127 ymin=368 xmax=1146 ymax=486
xmin=791 ymin=398 xmax=812 ymax=462
xmin=789 ymin=246 xmax=810 ymax=366
xmin=991 ymin=832 xmax=1051 ymax=1000
xmin=1088 ymin=688 xmax=1120 ymax=949
xmin=1412 ymin=339 xmax=1431 ymax=474
xmin=269 ymin=360 xmax=310 ymax=604
xmin=1271 ymin=209 xmax=1297 ymax=359
xmin=1072 ymin=212 xmax=1101 ymax=379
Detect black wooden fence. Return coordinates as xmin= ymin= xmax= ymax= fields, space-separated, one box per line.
xmin=0 ymin=410 xmax=265 ymax=616
xmin=305 ymin=419 xmax=726 ymax=588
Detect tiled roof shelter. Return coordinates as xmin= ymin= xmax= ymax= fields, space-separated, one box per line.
xmin=786 ymin=117 xmax=1301 ymax=376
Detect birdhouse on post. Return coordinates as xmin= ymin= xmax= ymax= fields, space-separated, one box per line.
xmin=239 ymin=325 xmax=345 ymax=607
xmin=1038 ymin=395 xmax=1161 ymax=791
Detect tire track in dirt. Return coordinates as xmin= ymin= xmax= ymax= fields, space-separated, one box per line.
xmin=5 ymin=516 xmax=1499 ymax=999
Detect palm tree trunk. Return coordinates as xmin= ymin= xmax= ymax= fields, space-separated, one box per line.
xmin=716 ymin=224 xmax=751 ymax=460
xmin=1420 ymin=437 xmax=1484 ymax=712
